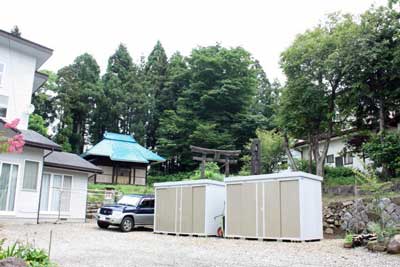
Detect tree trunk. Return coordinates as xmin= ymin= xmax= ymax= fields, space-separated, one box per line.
xmin=308 ymin=134 xmax=313 ymax=174
xmin=283 ymin=133 xmax=298 ymax=171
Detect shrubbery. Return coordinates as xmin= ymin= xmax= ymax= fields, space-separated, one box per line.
xmin=0 ymin=240 xmax=55 ymax=267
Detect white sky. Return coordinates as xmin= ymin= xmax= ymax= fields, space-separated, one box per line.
xmin=1 ymin=0 xmax=387 ymax=82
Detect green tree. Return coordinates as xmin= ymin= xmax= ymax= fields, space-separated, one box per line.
xmin=158 ymin=45 xmax=258 ymax=170
xmin=31 ymin=70 xmax=57 ymax=126
xmin=54 ymin=53 xmax=101 ymax=153
xmin=28 ymin=114 xmax=48 ymax=136
xmin=240 ymin=129 xmax=285 ymax=174
xmin=91 ymin=44 xmax=148 ymax=145
xmin=278 ymin=15 xmax=357 ymax=176
xmin=340 ymin=7 xmax=400 ymax=134
xmin=145 ymin=41 xmax=168 ymax=148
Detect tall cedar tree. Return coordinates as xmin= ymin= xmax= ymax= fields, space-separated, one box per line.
xmin=145 ymin=41 xmax=168 ymax=149
xmin=55 ymin=53 xmax=101 ymax=153
xmin=91 ymin=44 xmax=148 ymax=145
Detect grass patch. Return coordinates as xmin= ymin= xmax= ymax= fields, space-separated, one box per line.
xmin=88 ymin=183 xmax=154 ymax=195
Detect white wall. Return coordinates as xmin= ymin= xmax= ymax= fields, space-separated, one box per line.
xmin=40 ymin=167 xmax=89 ymax=223
xmin=300 ymin=178 xmax=323 ymax=240
xmin=0 ymin=147 xmax=44 ymax=219
xmin=298 ymin=137 xmax=368 ymax=171
xmin=0 ymin=44 xmax=36 ymax=130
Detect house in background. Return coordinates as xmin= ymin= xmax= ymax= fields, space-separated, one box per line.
xmin=82 ymin=132 xmax=165 ymax=185
xmin=0 ymin=29 xmax=101 ymax=223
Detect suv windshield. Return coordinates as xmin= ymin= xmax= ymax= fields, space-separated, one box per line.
xmin=118 ymin=196 xmax=141 ymax=206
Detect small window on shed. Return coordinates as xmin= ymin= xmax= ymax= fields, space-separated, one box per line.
xmin=0 ymin=95 xmax=8 ymax=118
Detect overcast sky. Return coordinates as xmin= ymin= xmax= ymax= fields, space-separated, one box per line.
xmin=2 ymin=0 xmax=387 ymax=82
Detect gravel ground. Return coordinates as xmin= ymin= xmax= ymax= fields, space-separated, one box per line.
xmin=0 ymin=222 xmax=399 ymax=267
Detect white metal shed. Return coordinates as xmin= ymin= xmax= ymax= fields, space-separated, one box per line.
xmin=224 ymin=171 xmax=323 ymax=241
xmin=154 ymin=179 xmax=225 ymax=236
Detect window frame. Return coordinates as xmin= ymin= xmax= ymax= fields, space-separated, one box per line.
xmin=326 ymin=154 xmax=334 ymax=164
xmin=0 ymin=62 xmax=5 ymax=87
xmin=40 ymin=172 xmax=74 ymax=214
xmin=344 ymin=152 xmax=354 ymax=165
xmin=0 ymin=161 xmax=20 ymax=214
xmin=0 ymin=94 xmax=9 ymax=118
xmin=22 ymin=160 xmax=41 ymax=191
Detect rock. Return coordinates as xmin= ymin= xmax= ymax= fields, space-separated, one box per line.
xmin=325 ymin=228 xmax=334 ymax=235
xmin=387 ymin=235 xmax=400 ymax=254
xmin=391 ymin=196 xmax=400 ymax=206
xmin=334 ymin=220 xmax=340 ymax=226
xmin=386 ymin=203 xmax=397 ymax=214
xmin=326 ymin=218 xmax=334 ymax=224
xmin=367 ymin=240 xmax=387 ymax=252
xmin=0 ymin=257 xmax=27 ymax=267
xmin=343 ymin=201 xmax=353 ymax=207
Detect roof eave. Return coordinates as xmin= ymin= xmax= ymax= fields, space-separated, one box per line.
xmin=44 ymin=162 xmax=103 ymax=174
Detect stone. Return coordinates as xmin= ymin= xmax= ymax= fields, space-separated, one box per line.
xmin=334 ymin=220 xmax=340 ymax=226
xmin=386 ymin=203 xmax=397 ymax=214
xmin=325 ymin=228 xmax=334 ymax=235
xmin=367 ymin=240 xmax=387 ymax=252
xmin=387 ymin=235 xmax=400 ymax=254
xmin=391 ymin=196 xmax=400 ymax=206
xmin=0 ymin=258 xmax=27 ymax=267
xmin=326 ymin=218 xmax=334 ymax=224
xmin=343 ymin=201 xmax=353 ymax=207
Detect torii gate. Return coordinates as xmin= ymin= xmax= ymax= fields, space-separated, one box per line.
xmin=190 ymin=145 xmax=241 ymax=178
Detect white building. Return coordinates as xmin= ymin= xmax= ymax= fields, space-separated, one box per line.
xmin=0 ymin=29 xmax=101 ymax=223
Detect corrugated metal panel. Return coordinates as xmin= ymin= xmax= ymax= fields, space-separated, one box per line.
xmin=280 ymin=180 xmax=300 ymax=238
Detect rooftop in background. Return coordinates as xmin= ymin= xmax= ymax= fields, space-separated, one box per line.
xmin=82 ymin=132 xmax=165 ymax=164
xmin=0 ymin=29 xmax=53 ymax=69
xmin=44 ymin=151 xmax=102 ymax=173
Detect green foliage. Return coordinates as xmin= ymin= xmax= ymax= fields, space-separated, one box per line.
xmin=324 ymin=166 xmax=357 ymax=186
xmin=362 ymin=132 xmax=400 ymax=178
xmin=31 ymin=70 xmax=57 ymax=125
xmin=240 ymin=129 xmax=285 ymax=174
xmin=0 ymin=240 xmax=55 ymax=267
xmin=28 ymin=114 xmax=48 ymax=136
xmin=344 ymin=234 xmax=353 ymax=244
xmin=191 ymin=162 xmax=224 ymax=181
xmin=368 ymin=222 xmax=398 ymax=243
xmin=54 ymin=53 xmax=101 ymax=153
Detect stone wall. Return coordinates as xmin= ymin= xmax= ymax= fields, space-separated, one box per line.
xmin=324 ymin=197 xmax=400 ymax=235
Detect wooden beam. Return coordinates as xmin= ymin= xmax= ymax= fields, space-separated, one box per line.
xmin=193 ymin=156 xmax=237 ymax=164
xmin=190 ymin=145 xmax=241 ymax=157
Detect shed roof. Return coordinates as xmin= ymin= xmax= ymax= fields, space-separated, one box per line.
xmin=154 ymin=179 xmax=225 ymax=188
xmin=224 ymin=171 xmax=323 ymax=183
xmin=82 ymin=132 xmax=165 ymax=164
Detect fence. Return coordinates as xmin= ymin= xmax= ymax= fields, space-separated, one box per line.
xmin=86 ymin=189 xmax=123 ymax=219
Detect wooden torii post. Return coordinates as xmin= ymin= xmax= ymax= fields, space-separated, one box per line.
xmin=190 ymin=145 xmax=241 ymax=177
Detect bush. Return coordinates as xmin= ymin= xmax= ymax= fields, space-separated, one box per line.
xmin=0 ymin=240 xmax=55 ymax=267
xmin=324 ymin=166 xmax=357 ymax=186
xmin=191 ymin=162 xmax=224 ymax=181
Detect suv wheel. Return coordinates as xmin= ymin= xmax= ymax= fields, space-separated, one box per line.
xmin=97 ymin=221 xmax=109 ymax=229
xmin=120 ymin=217 xmax=134 ymax=232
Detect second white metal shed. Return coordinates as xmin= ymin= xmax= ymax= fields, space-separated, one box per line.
xmin=154 ymin=179 xmax=225 ymax=236
xmin=224 ymin=171 xmax=323 ymax=241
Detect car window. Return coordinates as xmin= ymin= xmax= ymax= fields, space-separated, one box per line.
xmin=118 ymin=196 xmax=141 ymax=206
xmin=140 ymin=199 xmax=154 ymax=208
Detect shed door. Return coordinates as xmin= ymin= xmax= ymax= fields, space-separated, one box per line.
xmin=264 ymin=181 xmax=281 ymax=238
xmin=181 ymin=186 xmax=193 ymax=233
xmin=156 ymin=188 xmax=177 ymax=232
xmin=280 ymin=180 xmax=300 ymax=238
xmin=226 ymin=184 xmax=241 ymax=236
xmin=192 ymin=186 xmax=205 ymax=233
xmin=240 ymin=183 xmax=257 ymax=237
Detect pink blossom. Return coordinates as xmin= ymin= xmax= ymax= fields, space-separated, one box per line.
xmin=8 ymin=134 xmax=25 ymax=153
xmin=4 ymin=118 xmax=20 ymax=130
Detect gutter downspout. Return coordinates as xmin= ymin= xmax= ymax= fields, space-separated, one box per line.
xmin=36 ymin=148 xmax=55 ymax=224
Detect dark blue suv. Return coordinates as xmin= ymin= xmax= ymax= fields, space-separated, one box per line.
xmin=96 ymin=194 xmax=155 ymax=232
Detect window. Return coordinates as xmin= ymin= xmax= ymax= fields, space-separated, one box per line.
xmin=40 ymin=173 xmax=73 ymax=212
xmin=0 ymin=95 xmax=8 ymax=118
xmin=335 ymin=156 xmax=343 ymax=167
xmin=23 ymin=161 xmax=39 ymax=190
xmin=0 ymin=163 xmax=18 ymax=211
xmin=326 ymin=154 xmax=334 ymax=164
xmin=140 ymin=199 xmax=154 ymax=209
xmin=344 ymin=153 xmax=353 ymax=165
xmin=0 ymin=63 xmax=5 ymax=87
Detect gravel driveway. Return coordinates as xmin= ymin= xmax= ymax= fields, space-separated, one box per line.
xmin=0 ymin=222 xmax=399 ymax=267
